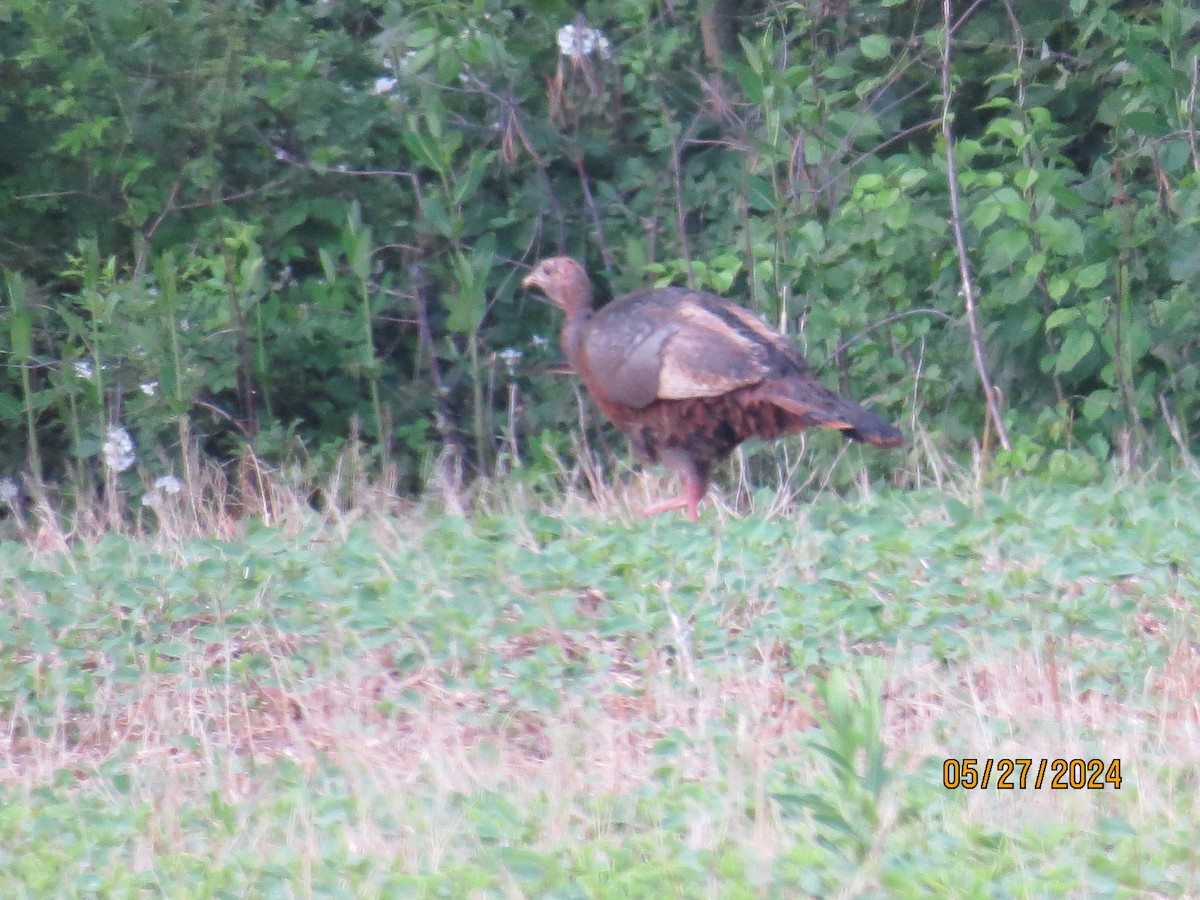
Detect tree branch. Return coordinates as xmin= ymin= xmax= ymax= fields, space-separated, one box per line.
xmin=941 ymin=0 xmax=1011 ymax=452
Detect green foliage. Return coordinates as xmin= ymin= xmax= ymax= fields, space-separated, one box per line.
xmin=2 ymin=479 xmax=1200 ymax=893
xmin=0 ymin=0 xmax=1197 ymax=492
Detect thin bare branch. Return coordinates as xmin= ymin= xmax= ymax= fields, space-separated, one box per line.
xmin=1160 ymin=395 xmax=1200 ymax=476
xmin=667 ymin=122 xmax=695 ymax=289
xmin=941 ymin=0 xmax=1012 ymax=452
xmin=1188 ymin=55 xmax=1200 ymax=176
xmin=827 ymin=308 xmax=957 ymax=365
xmin=409 ymin=242 xmax=465 ymax=480
xmin=572 ymin=151 xmax=615 ymax=272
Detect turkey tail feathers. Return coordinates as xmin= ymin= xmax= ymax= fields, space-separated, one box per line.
xmin=764 ymin=382 xmax=904 ymax=448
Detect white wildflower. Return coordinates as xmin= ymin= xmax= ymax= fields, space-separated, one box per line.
xmin=272 ymin=266 xmax=296 ymax=291
xmin=140 ymin=381 xmax=158 ymax=396
xmin=0 ymin=478 xmax=18 ymax=503
xmin=154 ymin=475 xmax=183 ymax=495
xmin=498 ymin=347 xmax=523 ymax=375
xmin=102 ymin=425 xmax=136 ymax=473
xmin=372 ymin=76 xmax=397 ymax=95
xmin=557 ymin=23 xmax=612 ymax=61
xmin=400 ymin=49 xmax=419 ymax=68
xmin=531 ymin=334 xmax=549 ymax=348
xmin=74 ymin=360 xmax=94 ymax=379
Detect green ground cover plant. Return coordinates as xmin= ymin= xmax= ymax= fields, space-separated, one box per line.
xmin=2 ymin=0 xmax=1198 ymax=493
xmin=2 ymin=471 xmax=1198 ymax=896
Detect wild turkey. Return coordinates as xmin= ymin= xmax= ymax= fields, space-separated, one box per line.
xmin=522 ymin=257 xmax=903 ymax=521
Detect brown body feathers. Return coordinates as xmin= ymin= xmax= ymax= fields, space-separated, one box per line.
xmin=522 ymin=257 xmax=903 ymax=521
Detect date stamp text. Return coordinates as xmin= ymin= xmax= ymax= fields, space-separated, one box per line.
xmin=942 ymin=758 xmax=1122 ymax=790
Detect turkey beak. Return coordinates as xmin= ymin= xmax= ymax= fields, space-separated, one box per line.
xmin=521 ymin=270 xmax=553 ymax=304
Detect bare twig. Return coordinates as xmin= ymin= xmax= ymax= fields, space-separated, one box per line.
xmin=572 ymin=151 xmax=615 ymax=272
xmin=1188 ymin=56 xmax=1200 ymax=176
xmin=667 ymin=119 xmax=695 ymax=288
xmin=134 ymin=179 xmax=181 ymax=275
xmin=941 ymin=0 xmax=1011 ymax=452
xmin=409 ymin=242 xmax=466 ymax=479
xmin=194 ymin=397 xmax=252 ymax=434
xmin=12 ymin=190 xmax=96 ymax=201
xmin=1159 ymin=395 xmax=1200 ymax=476
xmin=827 ymin=308 xmax=956 ymax=365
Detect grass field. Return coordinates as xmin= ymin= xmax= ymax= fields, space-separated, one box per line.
xmin=2 ymin=469 xmax=1199 ymax=897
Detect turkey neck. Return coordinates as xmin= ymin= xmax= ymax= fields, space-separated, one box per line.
xmin=557 ymin=276 xmax=596 ymax=373
xmin=560 ymin=306 xmax=593 ymax=373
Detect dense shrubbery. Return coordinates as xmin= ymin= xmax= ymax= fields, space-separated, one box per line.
xmin=2 ymin=0 xmax=1198 ymax=498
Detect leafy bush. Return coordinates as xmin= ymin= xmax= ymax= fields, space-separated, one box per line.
xmin=1 ymin=0 xmax=1197 ymax=497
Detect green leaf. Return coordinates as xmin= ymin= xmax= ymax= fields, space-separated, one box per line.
xmin=795 ymin=220 xmax=825 ymax=256
xmin=0 ymin=391 xmax=24 ymax=419
xmin=970 ymin=200 xmax=1001 ymax=231
xmin=9 ymin=315 xmax=31 ymax=362
xmin=402 ymin=127 xmax=446 ymax=176
xmin=5 ymin=273 xmax=32 ymax=361
xmin=453 ymin=151 xmax=495 ymax=206
xmin=1075 ymin=263 xmax=1106 ymax=289
xmin=1044 ymin=307 xmax=1079 ymax=331
xmin=729 ymin=59 xmax=763 ymax=105
xmin=1055 ymin=328 xmax=1095 ymax=374
xmin=944 ymin=499 xmax=972 ymax=525
xmin=985 ymin=117 xmax=1025 ymax=143
xmin=985 ymin=227 xmax=1030 ymax=267
xmin=1125 ymin=43 xmax=1174 ymax=92
xmin=1081 ymin=389 xmax=1118 ymax=421
xmin=1122 ymin=111 xmax=1169 ymax=137
xmin=853 ymin=173 xmax=886 ymax=193
xmin=1014 ymin=168 xmax=1038 ymax=190
xmin=1168 ymin=238 xmax=1200 ymax=282
xmin=737 ymin=35 xmax=764 ymax=77
xmin=416 ymin=193 xmax=453 ymax=237
xmin=1036 ymin=217 xmax=1085 ymax=257
xmin=445 ymin=237 xmax=495 ymax=334
xmin=317 ymin=248 xmax=338 ymax=283
xmin=859 ymin=35 xmax=890 ymax=61
xmin=745 ymin=174 xmax=776 ymax=212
